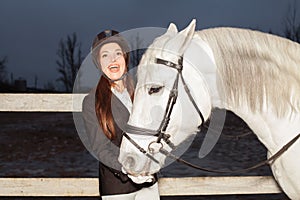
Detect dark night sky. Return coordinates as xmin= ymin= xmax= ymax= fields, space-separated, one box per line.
xmin=0 ymin=0 xmax=299 ymax=88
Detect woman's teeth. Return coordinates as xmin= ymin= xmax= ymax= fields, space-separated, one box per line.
xmin=109 ymin=65 xmax=118 ymax=69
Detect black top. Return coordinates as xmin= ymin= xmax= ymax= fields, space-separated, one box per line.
xmin=82 ymin=89 xmax=157 ymax=196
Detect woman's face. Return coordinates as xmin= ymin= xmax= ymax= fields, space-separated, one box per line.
xmin=98 ymin=42 xmax=126 ymax=81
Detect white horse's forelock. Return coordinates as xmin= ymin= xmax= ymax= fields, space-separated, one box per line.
xmin=198 ymin=27 xmax=300 ymax=117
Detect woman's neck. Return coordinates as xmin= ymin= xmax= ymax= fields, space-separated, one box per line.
xmin=112 ymin=80 xmax=125 ymax=92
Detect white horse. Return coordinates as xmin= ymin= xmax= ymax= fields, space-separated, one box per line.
xmin=118 ymin=19 xmax=300 ymax=199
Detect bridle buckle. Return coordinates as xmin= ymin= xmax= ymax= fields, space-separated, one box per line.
xmin=148 ymin=141 xmax=163 ymax=154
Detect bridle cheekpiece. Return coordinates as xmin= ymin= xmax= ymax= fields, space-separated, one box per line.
xmin=124 ymin=55 xmax=205 ymax=161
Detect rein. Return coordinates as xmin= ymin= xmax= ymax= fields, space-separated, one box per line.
xmin=159 ymin=132 xmax=300 ymax=173
xmin=123 ymin=56 xmax=300 ymax=174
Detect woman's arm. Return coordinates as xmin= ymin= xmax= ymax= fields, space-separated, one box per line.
xmin=82 ymin=92 xmax=122 ymax=171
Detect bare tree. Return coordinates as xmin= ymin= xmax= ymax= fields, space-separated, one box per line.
xmin=56 ymin=33 xmax=83 ymax=92
xmin=0 ymin=56 xmax=8 ymax=83
xmin=284 ymin=0 xmax=300 ymax=43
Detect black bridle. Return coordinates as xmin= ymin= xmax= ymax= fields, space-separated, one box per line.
xmin=123 ymin=56 xmax=300 ymax=173
xmin=125 ymin=56 xmax=205 ymax=145
xmin=124 ymin=55 xmax=205 ymax=162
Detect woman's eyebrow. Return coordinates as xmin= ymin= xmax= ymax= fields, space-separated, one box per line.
xmin=100 ymin=48 xmax=122 ymax=54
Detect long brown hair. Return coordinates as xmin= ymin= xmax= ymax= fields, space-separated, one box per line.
xmin=95 ymin=73 xmax=134 ymax=140
xmin=92 ymin=30 xmax=134 ymax=140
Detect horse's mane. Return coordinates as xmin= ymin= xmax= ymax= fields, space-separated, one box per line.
xmin=197 ymin=27 xmax=300 ymax=117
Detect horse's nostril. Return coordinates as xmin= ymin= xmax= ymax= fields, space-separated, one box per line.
xmin=123 ymin=156 xmax=136 ymax=170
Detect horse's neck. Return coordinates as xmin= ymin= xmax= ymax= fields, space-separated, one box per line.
xmin=186 ymin=35 xmax=300 ymax=153
xmin=184 ymin=36 xmax=222 ymax=108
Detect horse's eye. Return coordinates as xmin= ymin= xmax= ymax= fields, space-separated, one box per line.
xmin=148 ymin=86 xmax=164 ymax=95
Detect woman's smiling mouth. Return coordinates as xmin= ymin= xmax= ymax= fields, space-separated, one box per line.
xmin=108 ymin=63 xmax=120 ymax=72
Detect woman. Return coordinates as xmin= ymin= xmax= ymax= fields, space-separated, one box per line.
xmin=82 ymin=30 xmax=160 ymax=200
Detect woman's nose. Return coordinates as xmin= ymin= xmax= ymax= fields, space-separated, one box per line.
xmin=111 ymin=53 xmax=120 ymax=62
xmin=108 ymin=54 xmax=116 ymax=62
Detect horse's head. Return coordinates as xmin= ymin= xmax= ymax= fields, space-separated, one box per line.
xmin=118 ymin=19 xmax=213 ymax=183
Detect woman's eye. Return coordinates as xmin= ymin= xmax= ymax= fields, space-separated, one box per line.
xmin=148 ymin=86 xmax=164 ymax=95
xmin=101 ymin=54 xmax=107 ymax=58
xmin=116 ymin=51 xmax=123 ymax=56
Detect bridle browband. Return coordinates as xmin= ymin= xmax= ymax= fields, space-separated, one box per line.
xmin=123 ymin=56 xmax=300 ymax=173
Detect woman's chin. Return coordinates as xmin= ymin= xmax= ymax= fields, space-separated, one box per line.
xmin=104 ymin=73 xmax=120 ymax=80
xmin=105 ymin=70 xmax=125 ymax=81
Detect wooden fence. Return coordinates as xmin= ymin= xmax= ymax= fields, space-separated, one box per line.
xmin=0 ymin=93 xmax=282 ymax=197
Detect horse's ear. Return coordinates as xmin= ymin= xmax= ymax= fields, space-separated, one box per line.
xmin=179 ymin=19 xmax=196 ymax=42
xmin=166 ymin=23 xmax=178 ymax=35
xmin=164 ymin=19 xmax=196 ymax=56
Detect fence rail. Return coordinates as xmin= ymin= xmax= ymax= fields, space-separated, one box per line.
xmin=0 ymin=93 xmax=86 ymax=112
xmin=0 ymin=93 xmax=283 ymax=196
xmin=0 ymin=177 xmax=281 ymax=196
